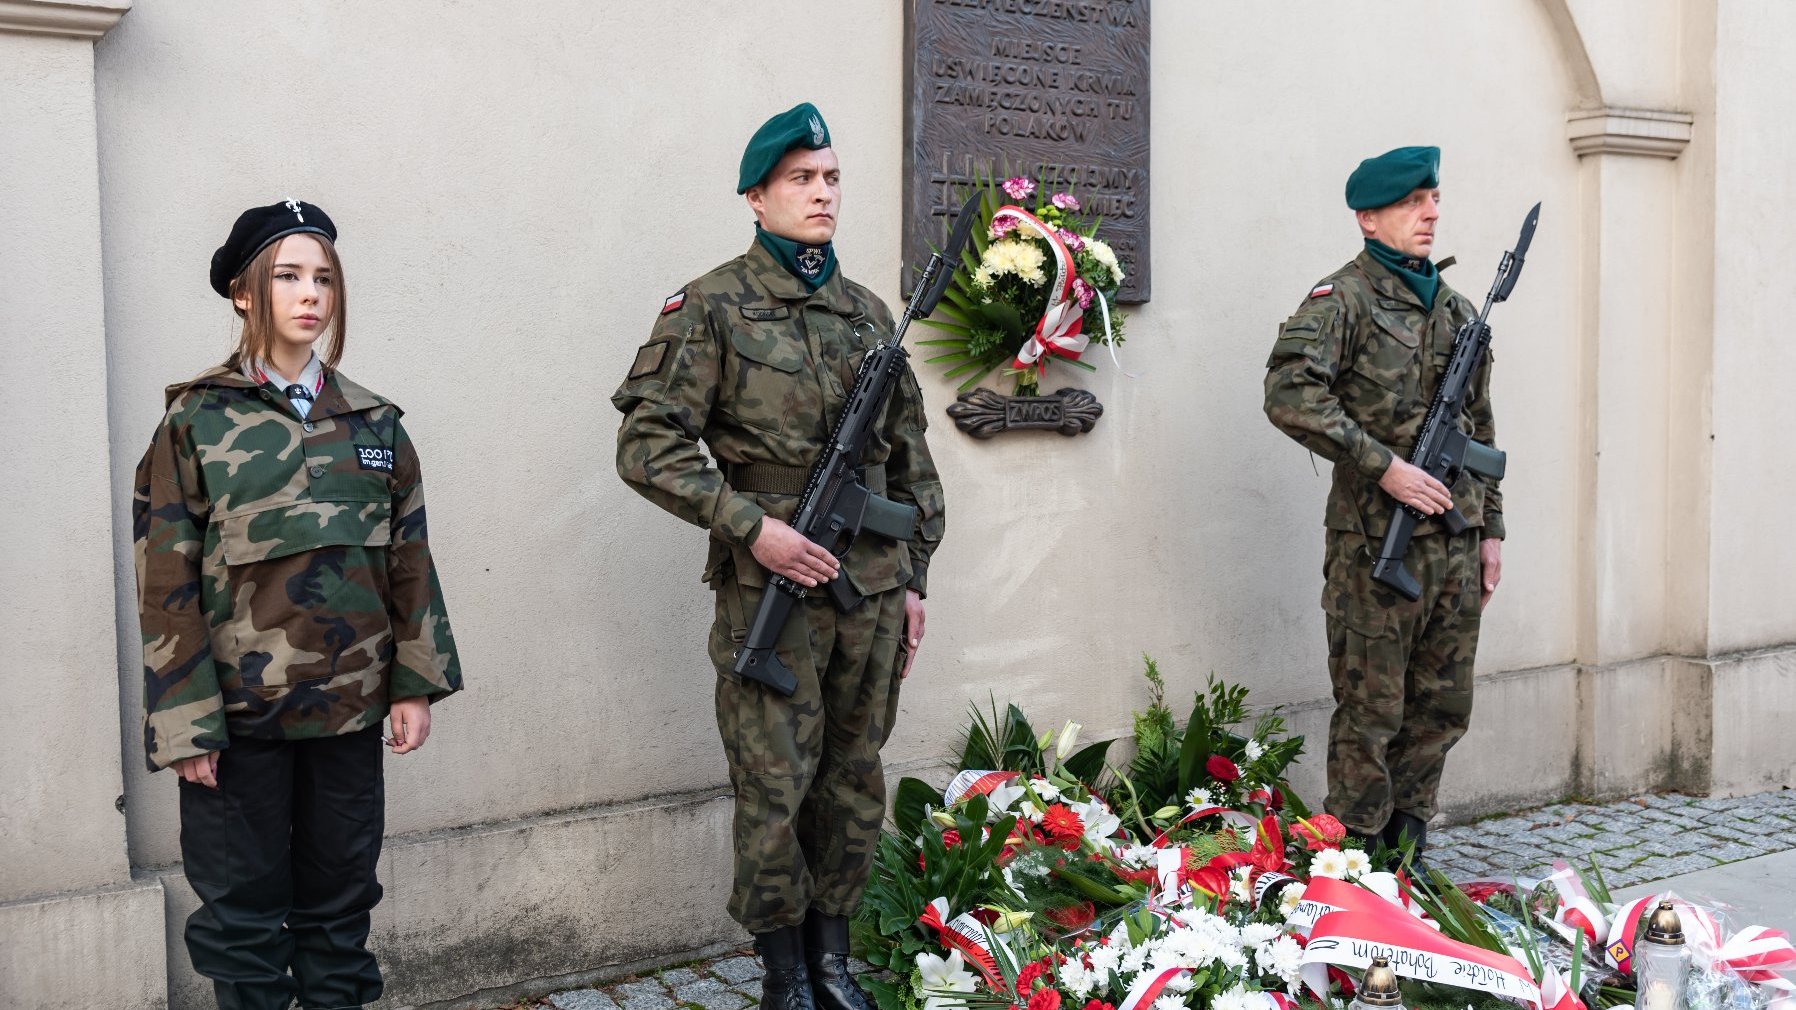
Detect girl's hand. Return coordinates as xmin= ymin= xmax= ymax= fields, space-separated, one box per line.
xmin=387 ymin=697 xmax=432 ymax=755
xmin=174 ymin=751 xmax=220 ymax=789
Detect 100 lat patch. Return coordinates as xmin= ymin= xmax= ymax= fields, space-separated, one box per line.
xmin=355 ymin=446 xmax=395 ymax=473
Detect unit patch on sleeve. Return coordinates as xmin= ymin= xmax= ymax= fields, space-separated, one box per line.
xmin=629 ymin=340 xmax=670 ymax=380
xmin=355 ymin=445 xmax=395 ymax=473
xmin=660 ymin=290 xmax=686 ymax=315
xmin=1309 ymin=283 xmax=1335 ymax=299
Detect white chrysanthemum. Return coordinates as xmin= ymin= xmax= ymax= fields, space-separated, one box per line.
xmin=1030 ymin=778 xmax=1062 ymax=802
xmin=1242 ymin=923 xmax=1282 ymax=947
xmin=973 ymin=264 xmax=995 ymax=289
xmin=1153 ymin=995 xmax=1188 ymax=1010
xmin=1185 ymin=786 xmax=1214 ymax=809
xmin=1086 ymin=238 xmax=1125 ymax=284
xmin=1343 ymin=848 xmax=1373 ymax=879
xmin=1279 ymin=882 xmax=1307 ymax=918
xmin=1121 ymin=944 xmax=1151 ymax=974
xmin=1117 ymin=843 xmax=1158 ymax=868
xmin=1230 ymin=872 xmax=1254 ymax=905
xmin=1245 ymin=738 xmax=1265 ymax=761
xmin=1311 ymin=848 xmax=1349 ymax=879
xmin=1087 ymin=942 xmax=1123 ymax=976
xmin=1060 ymin=960 xmax=1097 ymax=999
xmin=1018 ymin=799 xmax=1044 ymax=822
xmin=1261 ymin=935 xmax=1305 ymax=986
xmin=1211 ymin=985 xmax=1259 ymax=1010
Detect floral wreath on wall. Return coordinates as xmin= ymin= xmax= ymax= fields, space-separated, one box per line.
xmin=919 ymin=173 xmax=1128 ymax=397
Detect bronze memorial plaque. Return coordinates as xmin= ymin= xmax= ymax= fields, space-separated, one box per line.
xmin=904 ymin=0 xmax=1150 ymax=303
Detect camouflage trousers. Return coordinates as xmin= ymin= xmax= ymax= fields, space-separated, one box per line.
xmin=707 ymin=578 xmax=907 ymax=933
xmin=1322 ymin=529 xmax=1484 ymax=835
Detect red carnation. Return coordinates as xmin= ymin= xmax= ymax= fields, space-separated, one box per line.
xmin=1206 ymin=754 xmax=1241 ymax=782
xmin=1028 ymin=989 xmax=1062 ymax=1010
xmin=1040 ymin=803 xmax=1085 ymax=844
xmin=1288 ymin=813 xmax=1347 ymax=851
xmin=1016 ymin=957 xmax=1055 ymax=993
xmin=1083 ymin=1002 xmax=1116 ymax=1010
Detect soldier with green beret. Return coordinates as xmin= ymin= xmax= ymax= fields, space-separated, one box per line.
xmin=614 ymin=103 xmax=945 ymax=1010
xmin=1263 ymin=146 xmax=1505 ymax=865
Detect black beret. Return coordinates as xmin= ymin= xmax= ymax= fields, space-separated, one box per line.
xmin=210 ymin=199 xmax=337 ymax=298
xmin=1345 ymin=146 xmax=1440 ymax=210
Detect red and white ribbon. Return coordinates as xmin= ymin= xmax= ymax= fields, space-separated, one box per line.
xmin=1118 ymin=967 xmax=1190 ymax=1010
xmin=1543 ymin=863 xmax=1610 ymax=947
xmin=992 ymin=206 xmax=1089 ymax=373
xmin=1150 ymin=805 xmax=1260 ymax=847
xmin=1535 ymin=962 xmax=1587 ymax=1010
xmin=1298 ymin=877 xmax=1543 ymax=1007
xmin=1606 ymin=895 xmax=1720 ymax=976
xmin=918 ymin=897 xmax=1004 ymax=989
xmin=943 ymin=769 xmax=1019 ymax=806
xmin=1717 ymin=926 xmax=1796 ymax=988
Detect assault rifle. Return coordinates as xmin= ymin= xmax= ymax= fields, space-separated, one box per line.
xmin=1370 ymin=202 xmax=1539 ymax=600
xmin=732 ymin=192 xmax=982 ymax=695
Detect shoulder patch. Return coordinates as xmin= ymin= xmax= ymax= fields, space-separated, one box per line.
xmin=1309 ymin=283 xmax=1334 ymax=299
xmin=661 ymin=290 xmax=686 ymax=315
xmin=628 ymin=340 xmax=671 ymax=380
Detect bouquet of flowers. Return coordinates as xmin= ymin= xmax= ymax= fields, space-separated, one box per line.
xmin=918 ymin=173 xmax=1127 ymax=396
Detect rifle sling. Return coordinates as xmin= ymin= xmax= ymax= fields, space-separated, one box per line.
xmin=726 ymin=461 xmax=886 ymax=497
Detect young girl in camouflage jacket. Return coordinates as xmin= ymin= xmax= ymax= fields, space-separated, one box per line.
xmin=133 ymin=200 xmax=461 ymax=1010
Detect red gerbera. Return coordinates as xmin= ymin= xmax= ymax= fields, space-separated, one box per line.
xmin=1040 ymin=803 xmax=1085 ymax=844
xmin=1288 ymin=813 xmax=1347 ymax=851
xmin=1206 ymin=754 xmax=1241 ymax=782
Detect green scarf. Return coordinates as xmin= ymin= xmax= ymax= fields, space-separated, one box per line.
xmin=756 ymin=225 xmax=836 ymax=290
xmin=1365 ymin=238 xmax=1439 ymax=311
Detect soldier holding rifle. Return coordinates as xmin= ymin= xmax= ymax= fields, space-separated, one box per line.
xmin=1263 ymin=146 xmax=1508 ymax=866
xmin=613 ymin=103 xmax=946 ymax=1010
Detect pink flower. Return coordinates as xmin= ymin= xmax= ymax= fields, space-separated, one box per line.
xmin=1072 ymin=277 xmax=1095 ymax=309
xmin=990 ymin=216 xmax=1019 ymax=239
xmin=1002 ymin=176 xmax=1037 ymax=201
xmin=1055 ymin=228 xmax=1085 ymax=252
xmin=1051 ymin=192 xmax=1081 ymax=212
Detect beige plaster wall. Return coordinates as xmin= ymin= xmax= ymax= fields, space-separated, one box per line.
xmin=0 ymin=29 xmax=132 ymax=902
xmin=1706 ymin=0 xmax=1796 ymax=654
xmin=95 ymin=0 xmax=1592 ymax=874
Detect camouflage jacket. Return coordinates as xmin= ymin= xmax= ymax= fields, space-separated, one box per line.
xmin=134 ymin=362 xmax=461 ymax=772
xmin=1264 ymin=249 xmax=1505 ymax=540
xmin=613 ymin=241 xmax=945 ymax=597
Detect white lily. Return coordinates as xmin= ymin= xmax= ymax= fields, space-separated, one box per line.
xmin=1056 ymin=721 xmax=1083 ymax=760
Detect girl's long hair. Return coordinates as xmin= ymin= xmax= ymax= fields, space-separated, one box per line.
xmin=226 ymin=233 xmax=347 ymax=372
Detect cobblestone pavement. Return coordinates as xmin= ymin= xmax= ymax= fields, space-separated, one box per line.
xmin=488 ymin=789 xmax=1796 ymax=1009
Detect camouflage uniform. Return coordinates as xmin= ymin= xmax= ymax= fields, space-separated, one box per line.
xmin=1264 ymin=249 xmax=1503 ymax=834
xmin=135 ymin=364 xmax=462 ymax=770
xmin=614 ymin=241 xmax=945 ymax=932
xmin=134 ymin=361 xmax=460 ymax=1010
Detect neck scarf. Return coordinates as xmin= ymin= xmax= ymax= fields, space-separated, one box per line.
xmin=756 ymin=224 xmax=836 ymax=290
xmin=244 ymin=352 xmax=324 ymax=419
xmin=1365 ymin=238 xmax=1440 ymax=311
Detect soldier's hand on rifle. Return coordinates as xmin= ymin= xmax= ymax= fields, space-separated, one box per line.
xmin=901 ymin=589 xmax=925 ymax=679
xmin=1479 ymin=537 xmax=1503 ymax=610
xmin=1379 ymin=457 xmax=1454 ymax=515
xmin=751 ymin=515 xmax=841 ymax=587
xmin=174 ymin=751 xmax=220 ymax=789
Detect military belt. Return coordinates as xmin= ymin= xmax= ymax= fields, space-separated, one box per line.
xmin=726 ymin=461 xmax=886 ymax=496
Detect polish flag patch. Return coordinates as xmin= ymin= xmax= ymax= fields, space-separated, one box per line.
xmin=1309 ymin=283 xmax=1334 ymax=298
xmin=660 ymin=289 xmax=686 ymax=315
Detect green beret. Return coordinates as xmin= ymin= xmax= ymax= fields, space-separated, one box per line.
xmin=737 ymin=102 xmax=832 ymax=194
xmin=1345 ymin=146 xmax=1440 ymax=210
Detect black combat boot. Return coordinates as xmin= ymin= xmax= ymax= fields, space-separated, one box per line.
xmin=1382 ymin=810 xmax=1432 ymax=877
xmin=756 ymin=926 xmax=817 ymax=1010
xmin=804 ymin=911 xmax=876 ymax=1010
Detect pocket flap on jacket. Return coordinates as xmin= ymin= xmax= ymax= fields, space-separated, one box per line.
xmin=730 ymin=324 xmax=807 ymax=373
xmin=217 ymin=500 xmax=392 ymax=566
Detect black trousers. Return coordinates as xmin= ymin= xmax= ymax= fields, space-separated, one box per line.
xmin=178 ymin=726 xmax=385 ymax=1010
